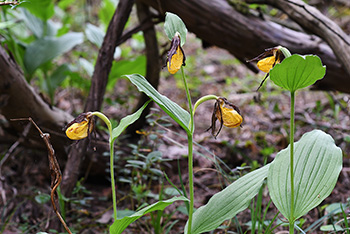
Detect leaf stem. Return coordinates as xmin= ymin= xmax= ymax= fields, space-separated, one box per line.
xmin=181 ymin=66 xmax=194 ymax=234
xmin=289 ymin=91 xmax=295 ymax=234
xmin=91 ymin=111 xmax=117 ymax=221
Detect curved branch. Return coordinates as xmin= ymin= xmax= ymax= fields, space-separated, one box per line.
xmin=262 ymin=0 xmax=350 ymax=78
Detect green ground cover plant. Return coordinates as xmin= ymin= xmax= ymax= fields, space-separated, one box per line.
xmin=1 ymin=1 xmax=347 ymax=232
xmin=64 ymin=13 xmax=343 ymax=233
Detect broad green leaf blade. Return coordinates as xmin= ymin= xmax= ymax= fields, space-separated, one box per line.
xmin=22 ymin=0 xmax=54 ymax=21
xmin=126 ymin=74 xmax=191 ymax=133
xmin=20 ymin=8 xmax=44 ymax=38
xmin=185 ymin=164 xmax=270 ymax=234
xmin=98 ymin=0 xmax=116 ymax=28
xmin=164 ymin=12 xmax=187 ymax=46
xmin=108 ymin=56 xmax=146 ymax=90
xmin=270 ymin=54 xmax=326 ymax=92
xmin=50 ymin=64 xmax=70 ymax=88
xmin=111 ymin=100 xmax=151 ymax=142
xmin=268 ymin=130 xmax=342 ymax=221
xmin=85 ymin=23 xmax=104 ymax=47
xmin=109 ymin=196 xmax=189 ymax=234
xmin=24 ymin=32 xmax=84 ymax=75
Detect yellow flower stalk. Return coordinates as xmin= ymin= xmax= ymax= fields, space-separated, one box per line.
xmin=166 ymin=32 xmax=186 ymax=74
xmin=65 ymin=112 xmax=94 ymax=140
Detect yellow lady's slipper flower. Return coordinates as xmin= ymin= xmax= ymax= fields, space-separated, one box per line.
xmin=65 ymin=112 xmax=94 ymax=140
xmin=247 ymin=47 xmax=284 ymax=90
xmin=248 ymin=47 xmax=284 ymax=73
xmin=166 ymin=33 xmax=186 ymax=74
xmin=215 ymin=99 xmax=243 ymax=128
xmin=207 ymin=97 xmax=243 ymax=138
xmin=257 ymin=56 xmax=277 ymax=73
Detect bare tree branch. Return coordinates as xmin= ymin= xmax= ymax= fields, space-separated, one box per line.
xmin=262 ymin=0 xmax=350 ymax=78
xmin=126 ymin=0 xmax=161 ymax=136
xmin=61 ymin=0 xmax=135 ymax=198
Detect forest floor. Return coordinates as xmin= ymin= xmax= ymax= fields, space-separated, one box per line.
xmin=1 ymin=33 xmax=350 ymax=234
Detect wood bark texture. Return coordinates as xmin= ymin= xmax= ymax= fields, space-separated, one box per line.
xmin=0 ymin=46 xmax=72 ymax=152
xmin=140 ymin=0 xmax=350 ymax=93
xmin=61 ymin=0 xmax=135 ymax=197
xmin=263 ymin=0 xmax=350 ymax=79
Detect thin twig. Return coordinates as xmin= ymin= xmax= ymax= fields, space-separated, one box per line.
xmin=0 ymin=122 xmax=30 ymax=176
xmin=11 ymin=118 xmax=72 ymax=234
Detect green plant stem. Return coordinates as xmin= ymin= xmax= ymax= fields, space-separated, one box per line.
xmin=289 ymin=91 xmax=295 ymax=234
xmin=91 ymin=111 xmax=117 ymax=221
xmin=181 ymin=66 xmax=194 ymax=234
xmin=181 ymin=67 xmax=194 ymax=133
xmin=187 ymin=133 xmax=194 ymax=234
xmin=192 ymin=95 xmax=218 ymax=116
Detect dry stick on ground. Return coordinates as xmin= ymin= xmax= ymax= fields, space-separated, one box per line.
xmin=11 ymin=118 xmax=72 ymax=234
xmin=61 ymin=0 xmax=135 ymax=198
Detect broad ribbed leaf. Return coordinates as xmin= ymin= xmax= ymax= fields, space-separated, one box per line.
xmin=85 ymin=23 xmax=104 ymax=47
xmin=270 ymin=54 xmax=326 ymax=92
xmin=111 ymin=100 xmax=151 ymax=143
xmin=164 ymin=12 xmax=187 ymax=46
xmin=268 ymin=130 xmax=342 ymax=221
xmin=185 ymin=164 xmax=270 ymax=234
xmin=20 ymin=8 xmax=44 ymax=38
xmin=126 ymin=74 xmax=191 ymax=133
xmin=24 ymin=32 xmax=84 ymax=74
xmin=109 ymin=196 xmax=188 ymax=234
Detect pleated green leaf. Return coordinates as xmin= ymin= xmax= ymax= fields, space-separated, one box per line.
xmin=109 ymin=196 xmax=188 ymax=234
xmin=24 ymin=32 xmax=84 ymax=75
xmin=185 ymin=164 xmax=270 ymax=234
xmin=164 ymin=12 xmax=187 ymax=46
xmin=267 ymin=130 xmax=342 ymax=222
xmin=126 ymin=74 xmax=191 ymax=133
xmin=270 ymin=54 xmax=326 ymax=92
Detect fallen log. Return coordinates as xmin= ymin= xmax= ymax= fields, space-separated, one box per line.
xmin=140 ymin=0 xmax=350 ymax=93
